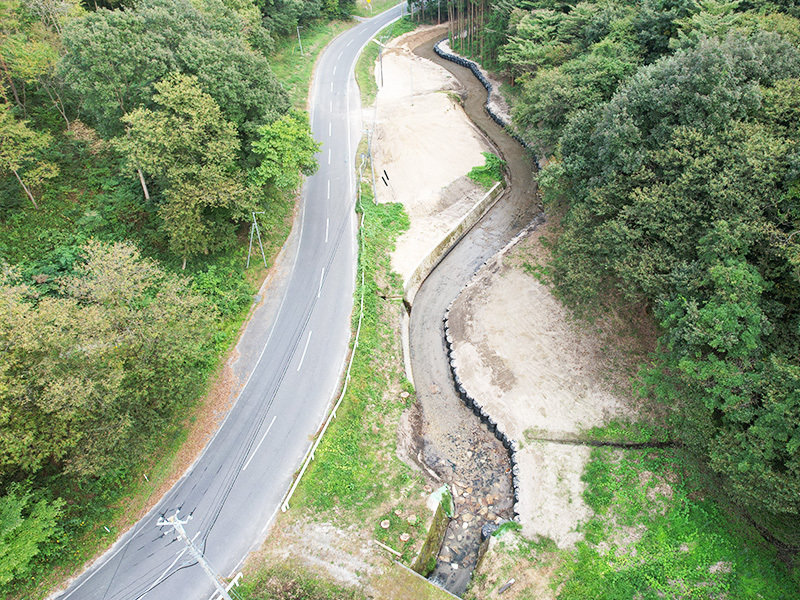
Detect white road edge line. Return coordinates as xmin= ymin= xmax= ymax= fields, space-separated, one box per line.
xmin=318 ymin=267 xmax=325 ymax=298
xmin=296 ymin=331 xmax=312 ymax=372
xmin=242 ymin=415 xmax=277 ymax=472
xmin=139 ymin=546 xmax=189 ymax=599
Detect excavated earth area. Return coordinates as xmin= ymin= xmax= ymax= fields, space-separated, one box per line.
xmin=447 ymin=225 xmax=637 ymax=548
xmin=370 ymin=25 xmax=492 ymax=280
xmin=380 ymin=22 xmax=642 ymax=592
xmin=375 ymin=24 xmax=521 ymax=595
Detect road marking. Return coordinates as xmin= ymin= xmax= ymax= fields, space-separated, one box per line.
xmin=318 ymin=267 xmax=325 ymax=298
xmin=347 ymin=39 xmax=353 ymax=47
xmin=296 ymin=331 xmax=312 ymax=372
xmin=329 ymin=100 xmax=332 ymax=111
xmin=328 ymin=148 xmax=331 ymax=165
xmin=338 ymin=51 xmax=343 ymax=59
xmin=330 ymin=81 xmax=334 ymax=92
xmin=325 ymin=218 xmax=329 ymax=243
xmin=242 ymin=416 xmax=277 ymax=472
xmin=333 ymin=65 xmax=337 ymax=75
xmin=329 ymin=122 xmax=332 ymax=137
xmin=327 ymin=180 xmax=330 ymax=200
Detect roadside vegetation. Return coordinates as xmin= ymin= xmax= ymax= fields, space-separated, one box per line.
xmin=238 ymin=562 xmax=368 ymax=600
xmin=354 ymin=16 xmax=418 ymax=105
xmin=0 ymin=0 xmax=356 ymax=595
xmin=284 ymin=149 xmax=434 ymax=563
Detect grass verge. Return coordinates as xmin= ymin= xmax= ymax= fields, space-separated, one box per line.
xmin=238 ymin=561 xmax=367 ymax=600
xmin=352 ymin=0 xmax=403 ymax=18
xmin=242 ymin=137 xmax=454 ymax=598
xmin=289 ymin=151 xmax=414 ymax=519
xmin=269 ymin=19 xmax=355 ymax=110
xmin=355 ymin=17 xmax=418 ymax=106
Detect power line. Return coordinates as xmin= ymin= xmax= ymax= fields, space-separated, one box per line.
xmin=156 ymin=511 xmax=242 ymax=600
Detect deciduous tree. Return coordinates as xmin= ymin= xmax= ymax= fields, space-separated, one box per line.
xmin=250 ymin=109 xmax=320 ymax=192
xmin=0 ymin=102 xmax=58 ymax=208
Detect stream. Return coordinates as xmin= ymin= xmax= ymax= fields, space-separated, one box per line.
xmin=406 ymin=36 xmax=542 ymax=596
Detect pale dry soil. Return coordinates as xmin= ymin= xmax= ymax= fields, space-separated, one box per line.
xmin=451 ymin=223 xmax=657 ymax=599
xmin=370 ymin=24 xmax=491 ymax=283
xmin=448 ymin=223 xmax=635 ymax=548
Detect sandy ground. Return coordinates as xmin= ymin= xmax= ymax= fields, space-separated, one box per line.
xmin=448 ymin=225 xmax=636 ymax=548
xmin=370 ymin=25 xmax=491 ymax=281
xmin=376 ymin=30 xmax=637 ymax=552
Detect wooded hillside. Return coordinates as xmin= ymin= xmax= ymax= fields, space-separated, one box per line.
xmin=0 ymin=0 xmax=352 ymax=590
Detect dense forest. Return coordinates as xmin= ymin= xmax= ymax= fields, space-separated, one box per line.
xmin=411 ymin=0 xmax=800 ymax=552
xmin=0 ymin=0 xmax=353 ymax=590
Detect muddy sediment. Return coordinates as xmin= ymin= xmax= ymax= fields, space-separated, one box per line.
xmin=405 ymin=36 xmax=540 ymax=596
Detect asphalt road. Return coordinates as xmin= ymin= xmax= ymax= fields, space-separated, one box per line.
xmin=54 ymin=6 xmax=403 ymax=600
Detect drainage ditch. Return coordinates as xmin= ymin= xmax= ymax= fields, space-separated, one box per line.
xmin=406 ymin=36 xmax=541 ymax=596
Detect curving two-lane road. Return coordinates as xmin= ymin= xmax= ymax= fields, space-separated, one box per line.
xmin=55 ymin=6 xmax=403 ymax=600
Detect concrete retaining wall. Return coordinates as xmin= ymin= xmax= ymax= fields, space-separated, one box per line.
xmin=403 ymin=180 xmax=504 ymax=307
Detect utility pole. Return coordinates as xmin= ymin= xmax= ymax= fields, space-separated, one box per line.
xmin=157 ymin=510 xmax=241 ymax=600
xmin=246 ymin=211 xmax=267 ymax=269
xmin=370 ymin=38 xmax=386 ymax=87
xmin=297 ymin=25 xmax=304 ymax=57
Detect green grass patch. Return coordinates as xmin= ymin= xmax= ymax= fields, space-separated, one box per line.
xmin=355 ymin=17 xmax=418 ymax=106
xmin=289 ymin=174 xmax=416 ymax=517
xmin=269 ymin=19 xmax=355 ymax=110
xmin=582 ymin=419 xmax=670 ymax=445
xmin=467 ymin=152 xmax=506 ymax=189
xmin=239 ymin=561 xmax=367 ymax=600
xmin=556 ymin=447 xmax=800 ymax=599
xmin=352 ymin=0 xmax=403 ymax=18
xmin=374 ymin=505 xmax=428 ymax=562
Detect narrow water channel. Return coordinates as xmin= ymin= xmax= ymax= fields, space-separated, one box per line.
xmin=407 ymin=37 xmax=541 ymax=596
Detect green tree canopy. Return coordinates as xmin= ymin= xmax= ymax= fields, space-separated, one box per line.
xmin=0 ymin=102 xmax=58 ymax=209
xmin=250 ymin=109 xmax=320 ymax=191
xmin=540 ymin=31 xmax=800 ymax=517
xmin=61 ymin=0 xmax=289 ymax=150
xmin=0 ymin=241 xmax=215 ymax=479
xmin=114 ymin=72 xmax=247 ymax=265
xmin=0 ymin=487 xmax=63 ymax=587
